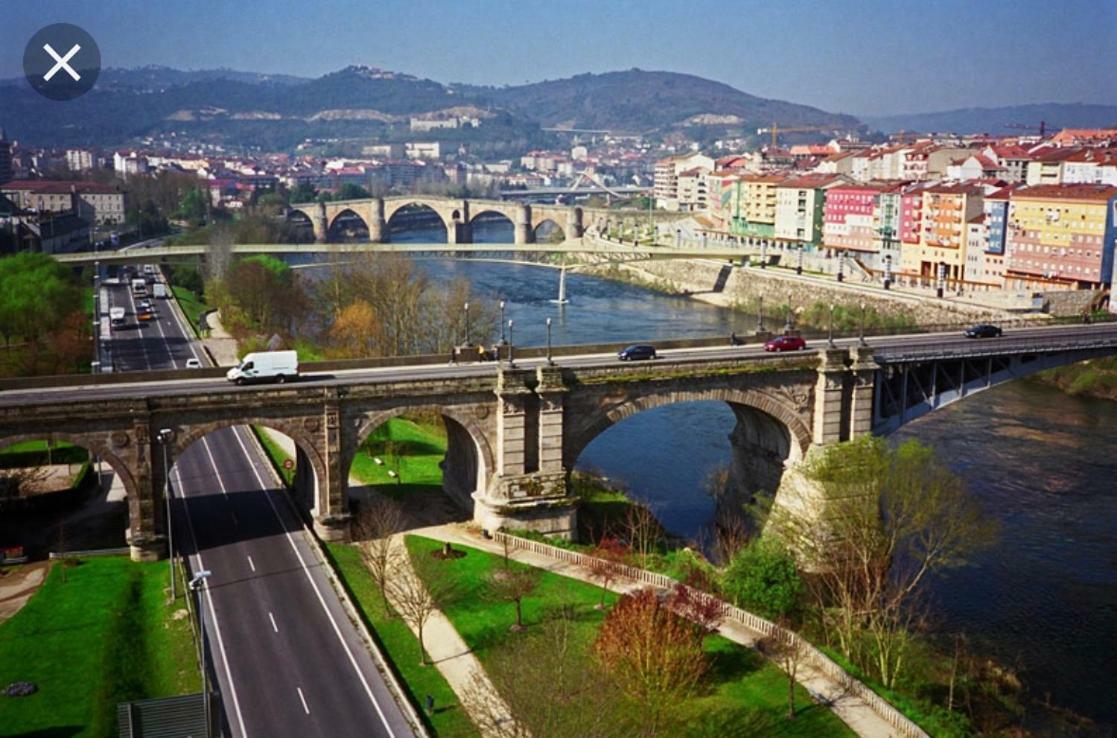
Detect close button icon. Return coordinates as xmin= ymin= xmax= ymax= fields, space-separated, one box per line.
xmin=23 ymin=23 xmax=100 ymax=101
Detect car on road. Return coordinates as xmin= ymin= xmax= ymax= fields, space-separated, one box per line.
xmin=137 ymin=299 xmax=152 ymax=311
xmin=764 ymin=334 xmax=808 ymax=352
xmin=963 ymin=324 xmax=1003 ymax=339
xmin=617 ymin=344 xmax=657 ymax=361
xmin=185 ymin=358 xmax=202 ymax=369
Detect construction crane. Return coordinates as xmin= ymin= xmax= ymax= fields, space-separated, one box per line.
xmin=756 ymin=122 xmax=832 ymax=149
xmin=1004 ymin=120 xmax=1047 ymax=137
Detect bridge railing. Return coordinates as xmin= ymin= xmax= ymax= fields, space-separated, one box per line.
xmin=494 ymin=531 xmax=930 ymax=738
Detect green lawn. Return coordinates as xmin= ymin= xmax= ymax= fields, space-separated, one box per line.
xmin=350 ymin=417 xmax=447 ymax=492
xmin=171 ymin=286 xmax=209 ymax=337
xmin=0 ymin=557 xmax=201 ymax=738
xmin=405 ymin=535 xmax=854 ymax=738
xmin=251 ymin=426 xmax=294 ymax=486
xmin=324 ymin=543 xmax=479 ymax=737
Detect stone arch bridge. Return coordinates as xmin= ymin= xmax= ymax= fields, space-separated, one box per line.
xmin=289 ymin=195 xmax=606 ymax=245
xmin=2 ymin=326 xmax=1115 ymax=561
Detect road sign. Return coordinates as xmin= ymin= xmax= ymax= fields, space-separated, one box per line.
xmin=282 ymin=458 xmax=295 ymax=470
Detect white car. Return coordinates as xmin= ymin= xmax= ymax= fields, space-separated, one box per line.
xmin=185 ymin=358 xmax=202 ymax=369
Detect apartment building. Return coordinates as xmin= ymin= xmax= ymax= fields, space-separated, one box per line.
xmin=0 ymin=180 xmax=127 ymax=226
xmin=774 ymin=173 xmax=846 ymax=245
xmin=654 ymin=153 xmax=714 ymax=211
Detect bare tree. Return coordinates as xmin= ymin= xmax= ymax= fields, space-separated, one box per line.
xmin=388 ymin=545 xmax=459 ymax=666
xmin=353 ymin=496 xmax=405 ymax=612
xmin=760 ymin=621 xmax=808 ymax=719
xmin=587 ymin=537 xmax=629 ymax=609
xmin=623 ymin=502 xmax=661 ymax=567
xmin=487 ymin=565 xmax=542 ymax=631
xmin=205 ymin=226 xmax=234 ymax=282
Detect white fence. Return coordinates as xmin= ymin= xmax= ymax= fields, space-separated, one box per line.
xmin=496 ymin=532 xmax=930 ymax=738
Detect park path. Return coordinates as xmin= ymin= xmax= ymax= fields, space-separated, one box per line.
xmin=412 ymin=523 xmax=903 ymax=738
xmin=384 ymin=534 xmax=517 ymax=737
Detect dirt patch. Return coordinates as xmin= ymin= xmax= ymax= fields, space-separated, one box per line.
xmin=0 ymin=561 xmax=50 ymax=623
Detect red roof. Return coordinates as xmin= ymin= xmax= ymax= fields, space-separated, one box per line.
xmin=1012 ymin=184 xmax=1117 ymax=202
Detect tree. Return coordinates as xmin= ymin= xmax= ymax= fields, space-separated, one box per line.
xmin=487 ymin=564 xmax=542 ymax=631
xmin=177 ymin=187 xmax=208 ymax=226
xmin=388 ymin=545 xmax=458 ymax=666
xmin=759 ymin=620 xmax=809 ymax=720
xmin=329 ymin=300 xmax=385 ymax=357
xmin=587 ymin=536 xmax=629 ymax=609
xmin=777 ymin=436 xmax=997 ymax=688
xmin=594 ymin=587 xmax=710 ymax=736
xmin=0 ymin=253 xmax=82 ymax=347
xmin=720 ymin=538 xmax=803 ymax=620
xmin=465 ymin=613 xmax=629 ymax=738
xmin=353 ymin=496 xmax=405 ymax=612
xmin=622 ymin=502 xmax=661 ymax=567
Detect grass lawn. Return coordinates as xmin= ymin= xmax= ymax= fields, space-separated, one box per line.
xmin=405 ymin=535 xmax=854 ymax=738
xmin=350 ymin=416 xmax=447 ymax=492
xmin=171 ymin=286 xmax=209 ymax=337
xmin=0 ymin=557 xmax=201 ymax=738
xmin=251 ymin=426 xmax=294 ymax=487
xmin=324 ymin=543 xmax=479 ymax=738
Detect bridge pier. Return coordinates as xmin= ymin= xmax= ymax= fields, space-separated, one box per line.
xmin=313 ymin=394 xmax=352 ymax=541
xmin=312 ymin=201 xmax=328 ymax=244
xmin=474 ymin=367 xmax=577 ymax=537
xmin=514 ymin=203 xmax=533 ymax=245
xmin=566 ymin=207 xmax=583 ymax=239
xmin=366 ymin=197 xmax=386 ymax=243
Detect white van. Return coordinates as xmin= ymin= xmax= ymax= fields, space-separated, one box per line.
xmin=226 ymin=351 xmax=299 ymax=385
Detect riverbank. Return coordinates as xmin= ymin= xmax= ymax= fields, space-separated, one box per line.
xmin=1036 ymin=356 xmax=1117 ymax=401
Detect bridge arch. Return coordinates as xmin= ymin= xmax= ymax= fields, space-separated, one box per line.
xmin=468 ymin=210 xmax=515 ymax=243
xmin=346 ymin=405 xmax=494 ymax=516
xmin=327 ymin=208 xmax=370 ymax=242
xmin=169 ymin=420 xmax=327 ymax=516
xmin=533 ymin=218 xmax=566 ymax=243
xmin=384 ymin=202 xmax=450 ymax=242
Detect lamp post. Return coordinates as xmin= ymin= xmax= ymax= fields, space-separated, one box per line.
xmin=796 ymin=245 xmax=804 ymax=275
xmin=189 ymin=570 xmax=213 ymax=738
xmin=756 ymin=294 xmax=765 ymax=333
xmin=936 ymin=261 xmax=946 ymax=299
xmin=760 ymin=240 xmax=767 ymax=269
xmin=546 ymin=317 xmax=554 ymax=365
xmin=507 ymin=320 xmax=515 ymax=367
xmin=158 ymin=428 xmax=175 ymax=600
xmin=499 ymin=301 xmax=506 ymax=345
xmin=837 ymin=253 xmax=845 ymax=282
xmin=785 ymin=290 xmax=793 ymax=332
xmin=827 ymin=303 xmax=836 ymax=348
xmin=859 ymin=301 xmax=868 ymax=346
xmin=463 ymin=302 xmax=472 ymax=346
xmin=883 ymin=253 xmax=893 ymax=290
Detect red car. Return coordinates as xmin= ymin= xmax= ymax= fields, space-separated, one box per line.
xmin=764 ymin=335 xmax=807 ymax=352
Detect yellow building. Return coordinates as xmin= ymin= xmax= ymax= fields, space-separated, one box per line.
xmin=1005 ymin=184 xmax=1117 ymax=289
xmin=732 ymin=174 xmax=786 ymax=238
xmin=910 ymin=183 xmax=984 ymax=284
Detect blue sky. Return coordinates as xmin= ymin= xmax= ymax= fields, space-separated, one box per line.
xmin=3 ymin=0 xmax=1114 ymax=115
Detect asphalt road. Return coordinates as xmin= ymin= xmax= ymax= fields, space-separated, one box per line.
xmin=104 ymin=276 xmax=416 ymax=737
xmin=6 ymin=319 xmax=1117 ymax=408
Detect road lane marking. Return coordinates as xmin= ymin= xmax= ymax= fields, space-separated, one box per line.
xmin=230 ymin=511 xmax=239 ymax=527
xmin=296 ymin=686 xmax=309 ymax=715
xmin=228 ymin=426 xmax=398 ymax=737
xmin=158 ymin=268 xmax=208 ymax=365
xmin=172 ymin=462 xmax=248 ymax=738
xmin=269 ymin=612 xmax=278 ymax=633
xmin=201 ymin=437 xmax=229 ymax=498
xmin=247 ymin=555 xmax=255 ymax=572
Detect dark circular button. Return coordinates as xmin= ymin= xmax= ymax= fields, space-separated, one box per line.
xmin=23 ymin=23 xmax=101 ymax=101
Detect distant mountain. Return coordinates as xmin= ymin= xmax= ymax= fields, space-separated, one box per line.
xmin=863 ymin=103 xmax=1117 ymax=135
xmin=0 ymin=65 xmax=862 ymax=150
xmin=460 ymin=69 xmax=862 ymax=134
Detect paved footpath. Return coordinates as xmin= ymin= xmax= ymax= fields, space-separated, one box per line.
xmin=412 ymin=523 xmax=903 ymax=738
xmin=384 ymin=535 xmax=518 ymax=738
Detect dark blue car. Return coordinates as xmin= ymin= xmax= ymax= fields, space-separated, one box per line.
xmin=963 ymin=324 xmax=1003 ymax=339
xmin=617 ymin=344 xmax=657 ymax=361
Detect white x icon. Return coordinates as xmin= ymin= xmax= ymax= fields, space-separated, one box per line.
xmin=43 ymin=43 xmax=81 ymax=82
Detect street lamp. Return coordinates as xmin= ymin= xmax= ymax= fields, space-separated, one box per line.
xmin=158 ymin=428 xmax=176 ymax=600
xmin=756 ymin=294 xmax=765 ymax=333
xmin=189 ymin=570 xmax=213 ymax=738
xmin=546 ymin=317 xmax=554 ymax=365
xmin=507 ymin=320 xmax=515 ymax=368
xmin=785 ymin=291 xmax=793 ymax=332
xmin=837 ymin=253 xmax=845 ymax=282
xmin=499 ymin=301 xmax=507 ymax=345
xmin=796 ymin=245 xmax=804 ymax=275
xmin=827 ymin=303 xmax=836 ymax=348
xmin=463 ymin=302 xmax=472 ymax=347
xmin=883 ymin=254 xmax=893 ymax=290
xmin=760 ymin=241 xmax=767 ymax=269
xmin=859 ymin=302 xmax=868 ymax=346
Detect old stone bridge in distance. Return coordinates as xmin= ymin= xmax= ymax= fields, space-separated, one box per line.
xmin=289 ymin=194 xmax=608 ymax=245
xmin=2 ymin=324 xmax=1116 ymax=561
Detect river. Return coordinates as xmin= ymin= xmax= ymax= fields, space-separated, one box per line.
xmin=317 ymin=214 xmax=1117 ymax=726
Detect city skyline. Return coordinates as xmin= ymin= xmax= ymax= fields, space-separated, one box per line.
xmin=1 ymin=0 xmax=1114 ymax=117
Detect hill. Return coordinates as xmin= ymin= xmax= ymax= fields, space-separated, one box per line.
xmin=0 ymin=65 xmax=862 ymax=150
xmin=459 ymin=69 xmax=861 ymax=134
xmin=862 ymin=103 xmax=1117 ymax=135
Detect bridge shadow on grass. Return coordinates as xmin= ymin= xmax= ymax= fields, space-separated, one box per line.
xmin=3 ymin=728 xmax=85 ymax=738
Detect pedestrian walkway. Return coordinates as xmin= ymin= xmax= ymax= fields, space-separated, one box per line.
xmin=199 ymin=310 xmax=240 ymax=366
xmin=383 ymin=534 xmax=517 ymax=738
xmin=412 ymin=523 xmax=908 ymax=738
